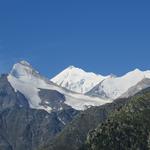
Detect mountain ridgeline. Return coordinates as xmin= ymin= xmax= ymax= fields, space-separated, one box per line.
xmin=0 ymin=74 xmax=78 ymax=150
xmin=41 ymin=88 xmax=150 ymax=150
xmin=85 ymin=88 xmax=150 ymax=150
xmin=0 ymin=60 xmax=150 ymax=150
xmin=41 ymin=97 xmax=130 ymax=150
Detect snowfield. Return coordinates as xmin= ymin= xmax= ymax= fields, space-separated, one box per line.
xmin=8 ymin=61 xmax=111 ymax=112
xmin=7 ymin=60 xmax=150 ymax=113
xmin=51 ymin=65 xmax=110 ymax=93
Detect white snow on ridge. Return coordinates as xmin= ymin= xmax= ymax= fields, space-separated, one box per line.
xmin=99 ymin=69 xmax=150 ymax=99
xmin=8 ymin=61 xmax=53 ymax=112
xmin=64 ymin=94 xmax=111 ymax=110
xmin=144 ymin=70 xmax=150 ymax=78
xmin=7 ymin=61 xmax=111 ymax=112
xmin=51 ymin=66 xmax=110 ymax=93
xmin=7 ymin=60 xmax=150 ymax=112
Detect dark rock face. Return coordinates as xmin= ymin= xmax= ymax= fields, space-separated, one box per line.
xmin=42 ymin=89 xmax=150 ymax=150
xmin=39 ymin=89 xmax=67 ymax=111
xmin=0 ymin=135 xmax=13 ymax=150
xmin=0 ymin=108 xmax=64 ymax=150
xmin=0 ymin=74 xmax=29 ymax=110
xmin=0 ymin=75 xmax=78 ymax=150
xmin=39 ymin=89 xmax=79 ymax=125
xmin=42 ymin=97 xmax=130 ymax=150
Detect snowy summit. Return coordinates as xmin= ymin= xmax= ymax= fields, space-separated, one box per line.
xmin=51 ymin=65 xmax=110 ymax=93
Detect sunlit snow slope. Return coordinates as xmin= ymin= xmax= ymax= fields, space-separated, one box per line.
xmin=51 ymin=66 xmax=110 ymax=93
xmin=87 ymin=69 xmax=150 ymax=99
xmin=7 ymin=61 xmax=111 ymax=112
xmin=7 ymin=60 xmax=150 ymax=113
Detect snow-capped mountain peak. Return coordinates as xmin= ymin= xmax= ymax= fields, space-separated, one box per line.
xmin=51 ymin=66 xmax=110 ymax=93
xmin=10 ymin=60 xmax=40 ymax=79
xmin=19 ymin=60 xmax=31 ymax=66
xmin=87 ymin=68 xmax=150 ymax=99
xmin=67 ymin=65 xmax=76 ymax=69
xmin=7 ymin=61 xmax=111 ymax=112
xmin=7 ymin=61 xmax=150 ymax=113
xmin=8 ymin=60 xmax=54 ymax=112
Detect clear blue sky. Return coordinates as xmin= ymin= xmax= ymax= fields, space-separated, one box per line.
xmin=0 ymin=0 xmax=149 ymax=77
